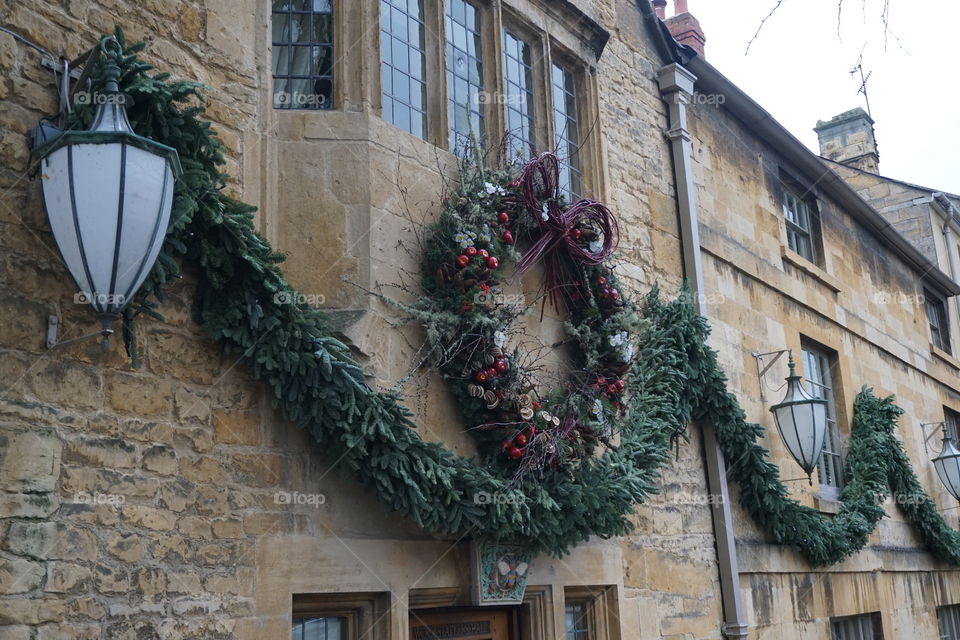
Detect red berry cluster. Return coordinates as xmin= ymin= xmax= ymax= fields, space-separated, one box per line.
xmin=591 ymin=376 xmax=626 ymax=396
xmin=456 ymin=246 xmax=500 ymax=271
xmin=473 ymin=358 xmax=509 ymax=385
xmin=496 ymin=209 xmax=514 ymax=245
xmin=501 ymin=427 xmax=535 ymax=460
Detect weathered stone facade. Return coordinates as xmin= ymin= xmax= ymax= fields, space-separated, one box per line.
xmin=686 ymin=54 xmax=960 ymax=637
xmin=1 ymin=1 xmax=959 ymax=639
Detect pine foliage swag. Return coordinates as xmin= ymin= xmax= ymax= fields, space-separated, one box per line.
xmin=55 ymin=29 xmax=960 ymax=562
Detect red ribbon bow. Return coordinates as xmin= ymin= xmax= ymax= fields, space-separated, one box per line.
xmin=513 ymin=153 xmax=619 ymax=310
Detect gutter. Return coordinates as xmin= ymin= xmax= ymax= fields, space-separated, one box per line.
xmin=686 ymin=56 xmax=960 ymax=298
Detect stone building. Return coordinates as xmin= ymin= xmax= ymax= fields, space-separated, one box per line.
xmin=816 ymin=108 xmax=960 ymax=368
xmin=0 ymin=1 xmax=959 ymax=639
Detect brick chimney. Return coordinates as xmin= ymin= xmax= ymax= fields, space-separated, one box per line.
xmin=665 ymin=0 xmax=706 ymax=56
xmin=814 ymin=108 xmax=880 ymax=174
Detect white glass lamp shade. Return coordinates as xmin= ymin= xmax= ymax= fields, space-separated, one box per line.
xmin=34 ymin=39 xmax=180 ymax=330
xmin=933 ymin=435 xmax=960 ymax=501
xmin=770 ymin=359 xmax=829 ymax=477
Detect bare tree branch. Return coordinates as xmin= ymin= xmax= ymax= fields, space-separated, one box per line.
xmin=745 ymin=0 xmax=787 ymax=54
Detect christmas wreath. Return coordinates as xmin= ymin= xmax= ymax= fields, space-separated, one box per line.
xmin=49 ymin=29 xmax=960 ymax=562
xmin=401 ymin=150 xmax=661 ymax=479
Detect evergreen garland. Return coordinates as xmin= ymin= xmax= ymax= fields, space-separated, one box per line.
xmin=48 ymin=29 xmax=960 ymax=562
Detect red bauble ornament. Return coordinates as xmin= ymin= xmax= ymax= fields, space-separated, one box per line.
xmin=508 ymin=447 xmax=523 ymax=460
xmin=598 ymin=276 xmax=607 ymax=286
xmin=495 ymin=359 xmax=508 ymax=373
xmin=515 ymin=433 xmax=528 ymax=446
xmin=614 ymin=379 xmax=626 ymax=392
xmin=610 ymin=289 xmax=620 ymax=302
xmin=465 ymin=246 xmax=478 ymax=257
xmin=607 ymin=384 xmax=619 ymax=395
xmin=570 ymin=228 xmax=582 ymax=240
xmin=597 ymin=377 xmax=607 ymax=385
xmin=486 ymin=256 xmax=499 ymax=269
xmin=502 ymin=231 xmax=514 ymax=245
xmin=474 ymin=371 xmax=488 ymax=383
xmin=479 ymin=249 xmax=489 ymax=258
xmin=486 ymin=367 xmax=498 ymax=379
xmin=456 ymin=255 xmax=470 ymax=268
xmin=498 ymin=212 xmax=510 ymax=223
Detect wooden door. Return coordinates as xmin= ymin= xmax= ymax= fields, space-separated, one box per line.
xmin=409 ymin=609 xmax=512 ymax=640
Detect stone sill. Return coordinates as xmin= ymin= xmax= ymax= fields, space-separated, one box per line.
xmin=815 ymin=492 xmax=842 ymax=514
xmin=931 ymin=343 xmax=960 ymax=370
xmin=781 ymin=247 xmax=842 ymax=293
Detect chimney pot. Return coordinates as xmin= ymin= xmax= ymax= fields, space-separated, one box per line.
xmin=665 ymin=1 xmax=706 ymax=56
xmin=653 ymin=0 xmax=667 ymax=19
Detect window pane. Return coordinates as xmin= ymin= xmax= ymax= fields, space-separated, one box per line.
xmin=830 ymin=613 xmax=880 ymax=640
xmin=783 ymin=186 xmax=818 ymax=262
xmin=381 ymin=0 xmax=427 ymax=138
xmin=446 ymin=0 xmax=485 ymax=153
xmin=271 ymin=1 xmax=334 ymax=110
xmin=292 ymin=616 xmax=347 ymax=640
xmin=939 ymin=604 xmax=960 ymax=640
xmin=565 ymin=603 xmax=590 ymax=640
xmin=926 ymin=292 xmax=950 ymax=353
xmin=552 ymin=63 xmax=582 ymax=201
xmin=803 ymin=344 xmax=844 ymax=489
xmin=503 ymin=30 xmax=535 ymax=161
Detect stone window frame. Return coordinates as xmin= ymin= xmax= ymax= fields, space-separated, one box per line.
xmin=562 ymin=585 xmax=619 ymax=640
xmin=365 ymin=0 xmax=606 ymax=198
xmin=292 ymin=592 xmax=391 ymax=640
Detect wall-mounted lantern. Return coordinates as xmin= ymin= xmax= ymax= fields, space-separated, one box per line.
xmin=754 ymin=349 xmax=829 ymax=482
xmin=31 ymin=36 xmax=181 ymax=347
xmin=932 ymin=424 xmax=960 ymax=501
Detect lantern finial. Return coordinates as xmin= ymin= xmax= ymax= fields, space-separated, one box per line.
xmin=100 ymin=37 xmax=123 ymax=94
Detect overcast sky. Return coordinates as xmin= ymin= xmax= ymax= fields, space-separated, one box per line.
xmin=684 ymin=0 xmax=960 ymax=195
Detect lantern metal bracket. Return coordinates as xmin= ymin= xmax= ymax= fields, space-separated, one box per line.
xmin=921 ymin=421 xmax=947 ymax=456
xmin=752 ymin=349 xmax=793 ymax=402
xmin=46 ymin=315 xmax=113 ymax=350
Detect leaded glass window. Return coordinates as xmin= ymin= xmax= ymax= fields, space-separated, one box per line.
xmin=446 ymin=0 xmax=485 ymax=152
xmin=272 ymin=0 xmax=334 ymax=110
xmin=503 ymin=29 xmax=535 ymax=160
xmin=380 ymin=0 xmax=427 ymax=138
xmin=565 ymin=602 xmax=590 ymax=640
xmin=552 ymin=62 xmax=581 ymax=201
xmin=291 ymin=616 xmax=347 ymax=640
